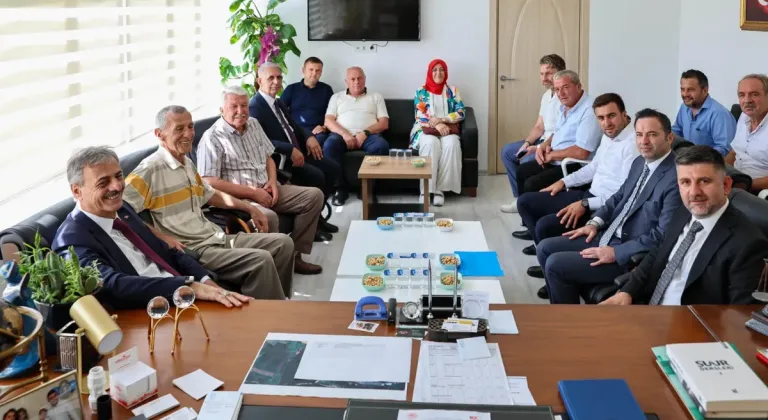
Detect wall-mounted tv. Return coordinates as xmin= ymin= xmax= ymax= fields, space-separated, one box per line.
xmin=308 ymin=0 xmax=421 ymax=41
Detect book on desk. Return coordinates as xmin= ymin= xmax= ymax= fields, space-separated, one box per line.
xmin=654 ymin=342 xmax=768 ymax=419
xmin=558 ymin=379 xmax=645 ymax=420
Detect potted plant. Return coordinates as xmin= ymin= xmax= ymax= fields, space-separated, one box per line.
xmin=219 ymin=0 xmax=301 ymax=95
xmin=18 ymin=232 xmax=102 ymax=331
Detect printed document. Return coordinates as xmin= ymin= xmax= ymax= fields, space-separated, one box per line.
xmin=294 ymin=337 xmax=411 ymax=383
xmin=397 ymin=410 xmax=491 ymax=420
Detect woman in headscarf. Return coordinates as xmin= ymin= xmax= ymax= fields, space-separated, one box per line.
xmin=410 ymin=59 xmax=466 ymax=206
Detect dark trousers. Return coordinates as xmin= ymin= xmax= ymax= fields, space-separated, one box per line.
xmin=516 ymin=161 xmax=583 ymax=196
xmin=286 ymin=156 xmax=341 ymax=199
xmin=536 ymin=234 xmax=627 ymax=304
xmin=321 ymin=133 xmax=389 ymax=189
xmin=517 ymin=190 xmax=593 ymax=243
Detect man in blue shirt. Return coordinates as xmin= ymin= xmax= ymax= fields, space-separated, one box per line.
xmin=280 ymin=57 xmax=335 ymax=144
xmin=672 ymin=69 xmax=736 ymax=156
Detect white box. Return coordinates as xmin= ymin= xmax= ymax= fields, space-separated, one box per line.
xmin=109 ymin=347 xmax=158 ymax=408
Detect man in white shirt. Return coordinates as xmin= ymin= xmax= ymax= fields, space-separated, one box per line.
xmin=602 ymin=146 xmax=767 ymax=305
xmin=500 ymin=54 xmax=566 ymax=213
xmin=515 ymin=93 xmax=639 ymax=256
xmin=323 ymin=66 xmax=390 ymax=205
xmin=52 ymin=146 xmax=255 ymax=309
xmin=726 ymin=73 xmax=768 ymax=194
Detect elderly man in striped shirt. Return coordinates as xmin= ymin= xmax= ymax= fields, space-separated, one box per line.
xmin=124 ymin=105 xmax=294 ymax=299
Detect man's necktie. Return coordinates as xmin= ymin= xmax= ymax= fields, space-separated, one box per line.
xmin=649 ymin=221 xmax=704 ymax=305
xmin=274 ymin=100 xmax=300 ymax=148
xmin=598 ymin=165 xmax=651 ymax=247
xmin=112 ymin=218 xmax=181 ymax=276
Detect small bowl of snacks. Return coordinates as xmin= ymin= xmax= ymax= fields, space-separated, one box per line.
xmin=365 ymin=254 xmax=387 ymax=271
xmin=411 ymin=158 xmax=426 ymax=168
xmin=438 ymin=272 xmax=463 ymax=290
xmin=438 ymin=253 xmax=461 ymax=270
xmin=376 ymin=217 xmax=395 ymax=230
xmin=365 ymin=156 xmax=382 ymax=166
xmin=435 ymin=218 xmax=454 ymax=232
xmin=362 ymin=273 xmax=386 ymax=292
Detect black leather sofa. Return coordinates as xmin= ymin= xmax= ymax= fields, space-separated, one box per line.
xmin=341 ymin=99 xmax=479 ymax=196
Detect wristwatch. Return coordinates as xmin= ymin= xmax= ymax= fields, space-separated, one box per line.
xmin=586 ymin=220 xmax=601 ymax=228
xmin=363 ymin=130 xmax=371 ymax=137
xmin=184 ymin=276 xmax=195 ymax=285
xmin=580 ymin=199 xmax=589 ymax=209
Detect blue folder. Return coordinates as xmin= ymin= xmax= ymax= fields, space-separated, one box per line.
xmin=558 ymin=379 xmax=645 ymax=420
xmin=455 ymin=251 xmax=504 ymax=277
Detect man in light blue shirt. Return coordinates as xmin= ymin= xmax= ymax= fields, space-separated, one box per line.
xmin=513 ymin=70 xmax=602 ymax=199
xmin=672 ymin=69 xmax=736 ymax=156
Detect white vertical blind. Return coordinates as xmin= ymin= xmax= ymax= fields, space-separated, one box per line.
xmin=0 ymin=0 xmax=207 ymax=205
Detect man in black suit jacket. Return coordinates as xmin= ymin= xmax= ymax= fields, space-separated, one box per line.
xmin=53 ymin=146 xmax=251 ymax=309
xmin=602 ymin=146 xmax=767 ymax=305
xmin=249 ymin=63 xmax=341 ymax=234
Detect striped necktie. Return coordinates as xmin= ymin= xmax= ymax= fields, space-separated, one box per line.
xmin=598 ymin=165 xmax=650 ymax=247
xmin=649 ymin=221 xmax=704 ymax=305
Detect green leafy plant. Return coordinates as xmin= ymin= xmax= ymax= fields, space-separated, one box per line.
xmin=18 ymin=232 xmax=102 ymax=305
xmin=220 ymin=0 xmax=301 ymax=96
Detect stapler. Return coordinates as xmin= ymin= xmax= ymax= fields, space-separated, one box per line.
xmin=355 ymin=296 xmax=388 ymax=321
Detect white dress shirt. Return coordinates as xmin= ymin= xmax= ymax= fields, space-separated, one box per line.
xmin=732 ymin=112 xmax=768 ymax=179
xmin=260 ymin=90 xmax=294 ymax=141
xmin=78 ymin=207 xmax=174 ymax=278
xmin=539 ymin=89 xmax=560 ymax=141
xmin=562 ymin=123 xmax=639 ymax=209
xmin=660 ymin=200 xmax=729 ymax=305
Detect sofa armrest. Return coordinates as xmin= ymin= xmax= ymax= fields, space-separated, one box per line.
xmin=614 ymin=272 xmax=632 ymax=287
xmin=726 ymin=165 xmax=753 ymax=192
xmin=460 ymin=108 xmax=478 ymax=159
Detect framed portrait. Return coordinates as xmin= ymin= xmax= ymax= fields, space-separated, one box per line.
xmin=741 ymin=0 xmax=768 ymax=31
xmin=0 ymin=371 xmax=83 ymax=420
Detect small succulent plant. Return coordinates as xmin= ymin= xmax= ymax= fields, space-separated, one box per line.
xmin=18 ymin=232 xmax=102 ymax=305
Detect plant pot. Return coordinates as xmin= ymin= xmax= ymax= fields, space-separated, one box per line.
xmin=33 ymin=301 xmax=74 ymax=332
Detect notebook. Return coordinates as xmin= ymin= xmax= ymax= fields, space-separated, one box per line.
xmin=455 ymin=251 xmax=504 ymax=277
xmin=558 ymin=379 xmax=645 ymax=420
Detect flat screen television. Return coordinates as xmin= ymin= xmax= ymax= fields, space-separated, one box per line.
xmin=307 ymin=0 xmax=420 ymax=41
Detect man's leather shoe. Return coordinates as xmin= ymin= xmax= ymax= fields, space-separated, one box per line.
xmin=537 ymin=285 xmax=549 ymax=299
xmin=318 ymin=218 xmax=339 ymax=233
xmin=527 ymin=265 xmax=544 ymax=278
xmin=332 ymin=190 xmax=349 ymax=206
xmin=522 ymin=245 xmax=536 ymax=256
xmin=512 ymin=229 xmax=533 ymax=240
xmin=294 ymin=256 xmax=322 ymax=275
xmin=314 ymin=230 xmax=332 ymax=242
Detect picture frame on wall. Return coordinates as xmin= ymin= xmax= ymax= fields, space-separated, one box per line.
xmin=0 ymin=371 xmax=83 ymax=420
xmin=741 ymin=0 xmax=768 ymax=31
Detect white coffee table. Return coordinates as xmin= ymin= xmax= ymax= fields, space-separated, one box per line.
xmin=330 ymin=277 xmax=507 ymax=304
xmin=336 ymin=221 xmax=490 ymax=277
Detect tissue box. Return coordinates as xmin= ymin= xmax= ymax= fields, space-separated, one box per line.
xmin=108 ymin=347 xmax=157 ymax=408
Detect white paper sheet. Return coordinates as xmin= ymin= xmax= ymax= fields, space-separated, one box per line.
xmin=507 ymin=376 xmax=536 ymax=405
xmin=294 ymin=338 xmax=411 ymax=383
xmin=461 ymin=291 xmax=490 ymax=319
xmin=413 ymin=341 xmax=512 ymax=405
xmin=397 ymin=410 xmax=491 ymax=420
xmin=489 ymin=310 xmax=519 ymax=334
xmin=172 ymin=369 xmax=223 ymax=400
xmin=456 ymin=337 xmax=491 ymax=361
xmin=240 ymin=333 xmax=411 ymax=401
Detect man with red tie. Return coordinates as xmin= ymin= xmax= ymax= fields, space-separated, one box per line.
xmin=52 ymin=146 xmax=253 ymax=309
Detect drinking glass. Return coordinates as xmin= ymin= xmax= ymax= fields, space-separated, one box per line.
xmin=424 ymin=213 xmax=435 ymax=226
xmin=389 ymin=149 xmax=397 ymax=159
xmin=414 ymin=214 xmax=424 ymax=227
xmin=394 ymin=213 xmax=404 ymax=227
xmin=404 ymin=149 xmax=413 ymax=159
xmin=396 ymin=149 xmax=406 ymax=160
xmin=404 ymin=214 xmax=414 ymax=227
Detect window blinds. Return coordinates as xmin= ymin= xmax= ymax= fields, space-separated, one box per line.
xmin=0 ymin=0 xmax=206 ymax=204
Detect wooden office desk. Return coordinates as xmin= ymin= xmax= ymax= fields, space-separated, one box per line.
xmin=690 ymin=305 xmax=768 ymax=382
xmin=70 ymin=302 xmax=717 ymax=419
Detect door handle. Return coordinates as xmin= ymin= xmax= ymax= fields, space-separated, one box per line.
xmin=499 ymin=75 xmax=516 ymax=82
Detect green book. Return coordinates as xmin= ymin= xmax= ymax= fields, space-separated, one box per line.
xmin=652 ymin=343 xmax=748 ymax=420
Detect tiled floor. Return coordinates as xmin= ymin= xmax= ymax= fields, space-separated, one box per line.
xmin=292 ymin=175 xmax=547 ymax=304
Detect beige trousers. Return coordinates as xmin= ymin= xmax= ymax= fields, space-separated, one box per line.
xmin=196 ymin=232 xmax=294 ymax=299
xmin=252 ymin=184 xmax=324 ymax=255
xmin=418 ymin=134 xmax=463 ymax=194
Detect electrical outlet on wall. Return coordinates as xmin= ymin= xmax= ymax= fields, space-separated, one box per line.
xmin=354 ymin=44 xmax=377 ymax=53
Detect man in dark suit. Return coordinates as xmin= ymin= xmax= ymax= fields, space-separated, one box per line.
xmin=249 ymin=62 xmax=341 ymax=235
xmin=53 ymin=146 xmax=251 ymax=309
xmin=602 ymin=146 xmax=767 ymax=305
xmin=536 ymin=108 xmax=683 ymax=304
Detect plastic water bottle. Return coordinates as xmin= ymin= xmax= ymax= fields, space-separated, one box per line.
xmin=88 ymin=366 xmax=107 ymax=411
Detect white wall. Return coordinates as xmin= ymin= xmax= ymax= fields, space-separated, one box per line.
xmin=678 ymin=0 xmax=768 ymax=110
xmin=588 ymin=0 xmax=682 ymax=119
xmin=259 ymin=0 xmax=491 ymax=170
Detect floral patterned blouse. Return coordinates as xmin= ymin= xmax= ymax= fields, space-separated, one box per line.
xmin=409 ymin=85 xmax=466 ymax=149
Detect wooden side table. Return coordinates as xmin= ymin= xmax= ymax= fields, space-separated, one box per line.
xmin=357 ymin=157 xmax=432 ymax=220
